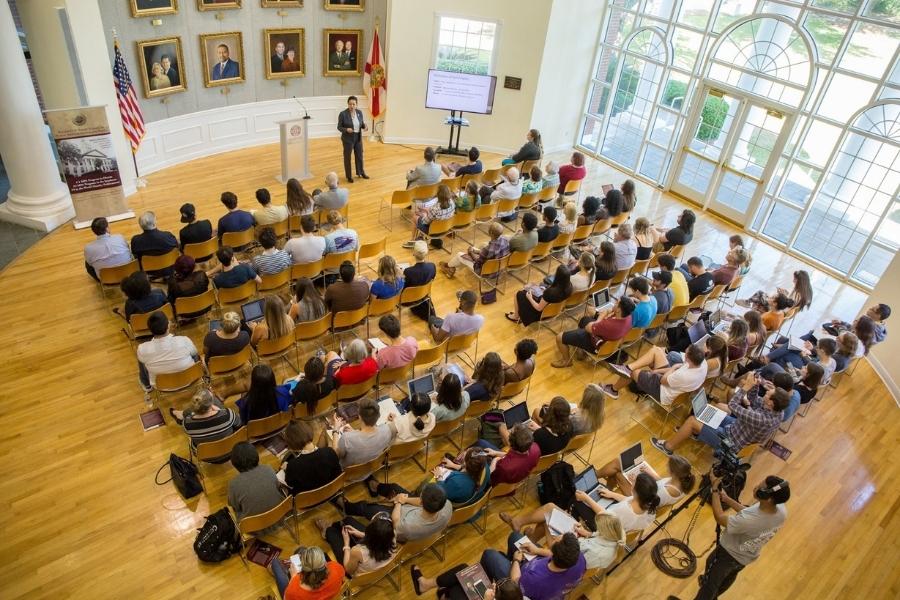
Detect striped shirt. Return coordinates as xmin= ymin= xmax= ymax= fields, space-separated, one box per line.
xmin=183 ymin=401 xmax=242 ymax=446
xmin=253 ymin=249 xmax=291 ymax=275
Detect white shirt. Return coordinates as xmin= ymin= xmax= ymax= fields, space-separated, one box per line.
xmin=351 ymin=112 xmax=360 ymax=133
xmin=251 ymin=204 xmax=289 ymax=226
xmin=137 ymin=334 xmax=198 ymax=385
xmin=660 ymin=361 xmax=708 ymax=406
xmin=656 ymin=477 xmax=684 ymax=507
xmin=84 ymin=233 xmax=132 ymax=270
xmin=284 ymin=235 xmax=326 ymax=264
xmin=607 ymin=499 xmax=654 ymax=533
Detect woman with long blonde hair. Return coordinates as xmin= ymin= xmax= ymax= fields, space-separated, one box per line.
xmin=370 ymin=255 xmax=405 ymax=299
xmin=250 ymin=295 xmax=294 ymax=345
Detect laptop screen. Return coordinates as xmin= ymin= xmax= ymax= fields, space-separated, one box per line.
xmin=504 ymin=401 xmax=530 ymax=428
xmin=407 ymin=373 xmax=435 ymax=400
xmin=593 ymin=288 xmax=611 ymax=308
xmin=688 ymin=319 xmax=708 ymax=344
xmin=691 ymin=388 xmax=708 ymax=415
xmin=619 ymin=442 xmax=643 ymax=471
xmin=241 ymin=299 xmax=266 ymax=323
xmin=575 ymin=467 xmax=599 ymax=492
xmin=208 ymin=319 xmax=222 ymax=332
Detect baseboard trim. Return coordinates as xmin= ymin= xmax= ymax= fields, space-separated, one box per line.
xmin=382 ymin=136 xmax=515 ymax=157
xmin=867 ymin=354 xmax=900 ymax=406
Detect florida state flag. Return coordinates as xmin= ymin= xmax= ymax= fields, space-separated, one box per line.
xmin=364 ymin=29 xmax=386 ymax=118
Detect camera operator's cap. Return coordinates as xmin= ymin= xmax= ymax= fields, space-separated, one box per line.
xmin=652 ymin=270 xmax=672 ymax=285
xmin=179 ymin=203 xmax=196 ymax=223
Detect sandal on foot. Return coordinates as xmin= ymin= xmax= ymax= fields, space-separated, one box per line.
xmin=410 ymin=565 xmax=424 ymax=596
xmin=505 ymin=312 xmax=520 ymax=323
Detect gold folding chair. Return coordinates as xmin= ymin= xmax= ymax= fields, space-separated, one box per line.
xmin=237 ymin=495 xmax=297 ymax=549
xmin=221 ymin=228 xmax=256 ymax=255
xmin=257 ymin=268 xmax=291 ymax=298
xmin=255 ymin=331 xmax=298 ymax=373
xmin=207 ymin=345 xmax=252 ymax=385
xmin=290 ymin=258 xmax=324 ymax=282
xmin=331 ymin=304 xmax=369 ymax=346
xmin=154 ymin=362 xmax=205 ymax=405
xmin=182 ymin=238 xmax=218 ymax=264
xmin=473 ymin=255 xmax=510 ymax=296
xmin=412 ymin=340 xmax=448 ymax=376
xmin=292 ymin=472 xmax=345 ymax=522
xmin=446 ymin=331 xmax=479 ymax=369
xmin=215 ymin=279 xmax=256 ymax=314
xmin=125 ymin=303 xmax=175 ymax=346
xmin=140 ymin=248 xmax=181 ymax=275
xmin=379 ymin=189 xmax=415 ymax=230
xmin=343 ymin=451 xmax=388 ymax=487
xmin=336 ymin=374 xmax=377 ymax=403
xmin=357 ymin=237 xmax=386 ymax=274
xmin=174 ymin=289 xmax=216 ymax=325
xmin=385 ymin=438 xmax=427 ymax=481
xmin=247 ymin=411 xmax=290 ymax=442
xmin=562 ymin=431 xmax=596 ymax=467
xmin=97 ymin=259 xmax=140 ymax=308
xmin=343 ymin=551 xmax=401 ymax=597
xmin=191 ymin=426 xmax=248 ymax=473
xmin=367 ymin=295 xmax=401 ymax=337
xmin=293 ymin=389 xmax=338 ymax=421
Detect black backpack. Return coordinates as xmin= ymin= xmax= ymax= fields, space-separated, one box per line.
xmin=537 ymin=461 xmax=576 ymax=511
xmin=193 ymin=508 xmax=241 ymax=562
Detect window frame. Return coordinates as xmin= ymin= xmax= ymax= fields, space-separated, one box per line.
xmin=432 ymin=13 xmax=502 ymax=76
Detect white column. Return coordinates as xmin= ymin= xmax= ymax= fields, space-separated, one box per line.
xmin=0 ymin=0 xmax=74 ymax=231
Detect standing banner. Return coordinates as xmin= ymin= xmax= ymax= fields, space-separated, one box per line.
xmin=45 ymin=105 xmax=132 ymax=229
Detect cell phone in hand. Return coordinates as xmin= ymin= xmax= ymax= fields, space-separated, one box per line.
xmin=472 ymin=580 xmax=488 ymax=599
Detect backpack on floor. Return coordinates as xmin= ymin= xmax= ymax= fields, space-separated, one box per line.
xmin=193 ymin=508 xmax=241 ymax=563
xmin=537 ymin=461 xmax=576 ymax=511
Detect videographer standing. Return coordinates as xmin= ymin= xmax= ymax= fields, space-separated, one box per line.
xmin=670 ymin=474 xmax=789 ymax=600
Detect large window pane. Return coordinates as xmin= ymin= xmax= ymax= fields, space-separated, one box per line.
xmin=713 ymin=0 xmax=752 ymax=33
xmin=818 ymin=73 xmax=877 ymax=122
xmin=853 ymin=245 xmax=895 ymax=287
xmin=778 ymin=164 xmax=821 ymax=207
xmin=803 ymin=12 xmax=850 ymax=64
xmin=604 ymin=6 xmax=636 ymax=46
xmin=673 ymin=27 xmax=703 ymax=70
xmin=580 ymin=117 xmax=603 ymax=152
xmin=715 ymin=171 xmax=759 ymax=213
xmin=678 ymin=0 xmax=712 ymax=30
xmin=676 ymin=153 xmax=716 ymax=193
xmin=875 ymin=201 xmax=900 ymax=248
xmin=812 ymin=0 xmax=861 ymax=13
xmin=587 ymin=83 xmax=612 ymax=118
xmin=435 ymin=16 xmax=498 ymax=75
xmin=762 ymin=202 xmax=802 ymax=243
xmin=639 ymin=144 xmax=669 ymax=182
xmin=801 ymin=119 xmax=842 ymax=167
xmin=865 ymin=0 xmax=900 ymax=23
xmin=838 ymin=24 xmax=900 ymax=80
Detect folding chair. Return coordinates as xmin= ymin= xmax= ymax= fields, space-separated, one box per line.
xmin=257 ymin=268 xmax=291 ymax=298
xmin=294 ymin=312 xmax=331 ymax=355
xmin=97 ymin=259 xmax=140 ymax=308
xmin=293 ymin=389 xmax=338 ymax=421
xmin=631 ymin=390 xmax=692 ymax=437
xmin=247 ymin=411 xmax=290 ymax=442
xmin=174 ymin=289 xmax=216 ymax=326
xmin=182 ymin=238 xmax=218 ymax=265
xmin=336 ymin=374 xmax=377 ymax=403
xmin=221 ymin=228 xmax=256 ymax=256
xmin=215 ymin=280 xmax=256 ymax=315
xmin=399 ymin=281 xmax=433 ymax=324
xmin=154 ymin=362 xmax=205 ymax=405
xmin=190 ymin=426 xmax=248 ymax=474
xmin=291 ymin=472 xmax=345 ymax=523
xmin=499 ymin=375 xmax=532 ymax=405
xmin=366 ymin=295 xmax=400 ymax=337
xmin=384 ymin=438 xmax=427 ymax=482
xmin=446 ymin=331 xmax=479 ymax=370
xmin=140 ymin=248 xmax=181 ymax=275
xmin=445 ymin=490 xmax=490 ymax=535
xmin=357 ymin=237 xmax=386 ymax=274
xmin=207 ymin=345 xmax=252 ymax=385
xmin=422 ymin=217 xmax=455 ymax=254
xmin=236 ymin=495 xmax=298 ymax=553
xmin=331 ymin=304 xmax=369 ymax=346
xmin=505 ymin=249 xmax=534 ymax=288
xmin=343 ymin=451 xmax=388 ymax=489
xmin=440 ymin=175 xmax=462 ymax=193
xmin=343 ymin=552 xmax=401 ymax=597
xmin=472 ymin=255 xmax=509 ymax=297
xmin=290 ymin=258 xmax=325 ymax=282
xmin=562 ymin=430 xmax=597 ymax=467
xmin=124 ymin=303 xmax=175 ymax=348
xmin=412 ymin=340 xmax=448 ymax=376
xmin=255 ymin=331 xmax=299 ymax=373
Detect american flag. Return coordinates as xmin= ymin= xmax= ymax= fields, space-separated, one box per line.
xmin=113 ymin=40 xmax=145 ymax=153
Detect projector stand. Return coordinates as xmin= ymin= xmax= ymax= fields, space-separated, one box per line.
xmin=437 ymin=110 xmax=469 ymax=157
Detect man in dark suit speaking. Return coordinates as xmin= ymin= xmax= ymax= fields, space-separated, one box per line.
xmin=336 ymin=95 xmax=368 ymax=183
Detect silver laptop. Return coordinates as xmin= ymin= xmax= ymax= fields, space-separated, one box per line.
xmin=574 ymin=466 xmax=615 ymax=509
xmin=240 ymin=299 xmax=266 ymax=324
xmin=692 ymin=389 xmax=727 ymax=428
xmin=619 ymin=442 xmax=649 ymax=484
xmin=407 ymin=373 xmax=436 ymax=401
xmin=504 ymin=401 xmax=532 ymax=428
xmin=593 ymin=288 xmax=613 ymax=311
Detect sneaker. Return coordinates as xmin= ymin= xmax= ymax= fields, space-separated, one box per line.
xmin=651 ymin=437 xmax=673 ymax=456
xmin=402 ymin=240 xmax=416 ymax=249
xmin=601 ymin=384 xmax=619 ymax=399
xmin=609 ymin=363 xmax=632 ymax=379
xmin=735 ymin=298 xmax=752 ymax=308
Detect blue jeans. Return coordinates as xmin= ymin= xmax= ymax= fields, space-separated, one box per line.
xmin=271 ymin=559 xmax=291 ymax=598
xmin=697 ymin=415 xmax=737 ymax=449
xmin=474 ymin=439 xmax=501 ymax=451
xmin=480 ymin=532 xmax=524 ymax=581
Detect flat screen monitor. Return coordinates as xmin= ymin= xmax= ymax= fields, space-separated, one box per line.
xmin=425 ymin=69 xmax=497 ymax=115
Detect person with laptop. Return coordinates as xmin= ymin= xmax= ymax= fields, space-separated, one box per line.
xmin=327 ymin=396 xmax=394 ymax=469
xmin=479 ymin=531 xmax=586 ymax=600
xmin=604 ymin=344 xmax=708 ymax=406
xmin=202 ymin=311 xmax=250 ymax=364
xmin=249 ymin=295 xmax=294 ymax=346
xmin=484 ymin=424 xmax=541 ymax=486
xmin=651 ymin=373 xmax=790 ymax=456
xmin=323 ymin=261 xmax=369 ymax=314
xmin=575 ymin=471 xmax=660 ymax=533
xmin=597 ymin=452 xmax=695 ymax=507
xmin=209 ymin=246 xmax=262 ymax=289
xmin=430 ymin=290 xmax=485 ymax=344
xmin=552 ymin=297 xmax=635 ymax=368
xmin=387 ymin=392 xmax=435 ymax=443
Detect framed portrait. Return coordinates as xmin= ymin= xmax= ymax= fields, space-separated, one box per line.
xmin=130 ymin=0 xmax=178 ymax=17
xmin=261 ymin=0 xmax=302 ymax=6
xmin=136 ymin=37 xmax=187 ymax=98
xmin=197 ymin=0 xmax=241 ymax=10
xmin=323 ymin=29 xmax=362 ymax=77
xmin=323 ymin=0 xmax=364 ymax=11
xmin=199 ymin=32 xmax=245 ymax=87
xmin=264 ymin=28 xmax=306 ymax=79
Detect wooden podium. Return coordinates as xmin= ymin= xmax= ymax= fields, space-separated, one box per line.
xmin=275 ymin=116 xmax=311 ymax=183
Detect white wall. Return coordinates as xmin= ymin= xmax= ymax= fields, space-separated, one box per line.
xmin=383 ymin=0 xmax=553 ymax=155
xmin=531 ymin=0 xmax=606 ymax=153
xmin=861 ymin=253 xmax=900 ymax=403
xmin=17 ymin=0 xmax=82 ymax=109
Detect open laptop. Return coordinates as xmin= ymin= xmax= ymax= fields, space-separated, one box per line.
xmin=692 ymin=388 xmax=728 ymax=428
xmin=240 ymin=298 xmax=266 ymax=324
xmin=574 ymin=466 xmax=615 ymax=508
xmin=688 ymin=319 xmax=709 ymax=348
xmin=619 ymin=442 xmax=650 ymax=484
xmin=503 ymin=401 xmax=532 ymax=429
xmin=593 ymin=288 xmax=613 ymax=311
xmin=407 ymin=373 xmax=436 ymax=401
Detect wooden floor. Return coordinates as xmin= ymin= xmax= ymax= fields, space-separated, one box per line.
xmin=0 ymin=139 xmax=897 ymax=600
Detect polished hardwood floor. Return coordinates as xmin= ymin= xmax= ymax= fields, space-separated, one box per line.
xmin=0 ymin=139 xmax=897 ymax=600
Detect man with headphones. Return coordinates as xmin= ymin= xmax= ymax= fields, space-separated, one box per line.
xmin=668 ymin=474 xmax=790 ymax=600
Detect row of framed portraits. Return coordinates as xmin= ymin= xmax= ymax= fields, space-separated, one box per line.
xmin=131 ymin=0 xmax=364 ymax=18
xmin=137 ymin=28 xmax=362 ymax=97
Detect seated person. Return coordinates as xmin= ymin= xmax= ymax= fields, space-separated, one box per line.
xmin=370 ymin=255 xmax=405 ymax=299
xmin=825 ymin=303 xmax=890 ymax=346
xmin=656 ymin=209 xmax=695 ymax=251
xmin=504 ymin=129 xmax=542 ymax=164
xmin=120 ymin=271 xmax=168 ymax=320
xmin=662 ymin=335 xmax=728 ymax=378
xmin=542 ymin=161 xmax=560 ymax=190
xmin=657 ymin=254 xmax=689 ymax=308
xmin=237 ymin=364 xmax=285 ymax=424
xmin=651 ymin=373 xmax=790 ymax=456
xmin=522 ymin=165 xmax=545 ymax=195
xmin=507 ymin=265 xmax=572 ymax=326
xmin=137 ymin=311 xmax=199 ymax=393
xmin=252 ymin=227 xmax=291 ymax=275
xmin=479 ymin=531 xmax=586 ymax=600
xmin=251 ymin=187 xmax=289 ymax=226
xmin=327 ymin=397 xmax=394 ymax=469
xmin=574 ymin=472 xmax=660 ymax=533
xmin=590 ymin=241 xmax=618 ymax=282
xmin=177 ymin=203 xmax=213 ymax=257
xmin=786 ymin=363 xmax=824 ymax=416
xmin=529 ymin=396 xmax=573 ymax=455
xmin=441 ymin=146 xmax=483 ymax=178
xmin=604 ymin=343 xmax=709 ymax=405
xmin=532 ymin=383 xmax=606 ymax=435
xmin=249 ymin=295 xmax=294 ymax=346
xmin=503 ymin=339 xmax=537 ymax=384
xmin=484 ymin=424 xmax=541 ymax=486
xmin=557 ymin=151 xmax=587 ymax=195
xmin=289 ymin=277 xmax=328 ymax=323
xmin=740 ymin=269 xmax=812 ymax=314
xmin=597 ymin=454 xmax=695 ymax=507
xmin=612 ymin=223 xmax=637 ymax=272
xmin=440 ymin=222 xmax=509 ymax=278
xmin=406 ymin=146 xmax=442 ymax=189
xmin=579 ymin=195 xmax=609 ymax=227
xmin=130 ymin=211 xmax=179 ymax=277
xmin=280 ymin=420 xmax=342 ymax=495
xmin=172 ymin=388 xmax=241 ymax=455
xmin=433 ymin=447 xmax=491 ymax=505
xmin=405 ymin=184 xmax=455 ymax=249
xmin=315 ymin=512 xmax=397 ymax=577
xmin=284 ymin=215 xmax=326 ymax=265
xmin=537 ymin=206 xmax=560 ymax=243
xmin=633 ymin=217 xmax=660 ymax=260
xmin=758 ymin=336 xmax=837 ymax=381
xmin=553 ymin=297 xmax=635 ymax=368
xmin=324 ymin=338 xmax=379 ymax=386
xmin=431 ymin=372 xmax=470 ymax=422
xmin=404 ymin=240 xmax=437 ymax=287
xmin=209 ymin=246 xmax=262 ymax=289
xmin=761 ymin=291 xmax=793 ymax=332
xmin=217 ymin=191 xmax=255 ymax=242
xmin=710 ymin=247 xmax=747 ymax=287
xmin=388 ymin=392 xmax=435 ymax=442
xmin=493 ymin=167 xmax=524 ymax=221
xmin=744 ymin=309 xmax=768 ymax=355
xmin=372 ymin=314 xmax=418 ymax=369
xmin=625 ymin=276 xmax=657 ymax=329
xmin=343 ymin=483 xmax=452 ymax=543
xmin=815 ymin=314 xmax=875 ymax=358
xmin=723 ymin=318 xmax=750 ymax=361
xmin=430 ymin=290 xmax=485 ymax=343
xmin=285 ymin=177 xmax=314 ymax=217
xmin=167 ymin=255 xmax=210 ymax=319
xmin=650 ymin=270 xmax=674 ymax=316
xmin=324 ymin=261 xmax=369 ymax=313
xmin=466 ymin=352 xmax=506 ymax=403
xmin=602 ymin=188 xmax=623 ymax=217
xmin=323 ymin=210 xmax=358 ymax=254
xmin=290 ymin=356 xmax=336 ymax=415
xmin=455 ymin=180 xmax=480 ymax=212
xmin=203 ymin=311 xmax=250 ymax=363
xmin=621 ymin=179 xmax=638 ymax=212
xmin=84 ymin=216 xmax=132 ymax=280
xmin=411 ymin=566 xmax=526 ymax=600
xmin=227 ymin=441 xmax=285 ymax=522
xmin=684 ymin=257 xmax=714 ymax=300
xmin=269 ymin=546 xmax=344 ymax=600
xmin=509 ymin=212 xmax=539 ymax=253
xmin=312 ymin=172 xmax=349 ymax=210
xmin=569 ymin=253 xmax=596 ymax=292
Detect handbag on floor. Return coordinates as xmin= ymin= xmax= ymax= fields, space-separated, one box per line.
xmin=155 ymin=453 xmax=203 ymax=499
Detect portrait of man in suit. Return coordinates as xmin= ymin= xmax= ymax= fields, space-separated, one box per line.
xmin=323 ymin=30 xmax=362 ymax=76
xmin=201 ymin=32 xmax=245 ymax=87
xmin=329 ymin=39 xmax=346 ymax=71
xmin=343 ymin=40 xmax=356 ymax=70
xmin=137 ymin=36 xmax=186 ymax=98
xmin=271 ymin=41 xmax=285 ymax=72
xmin=212 ymin=44 xmax=239 ymax=80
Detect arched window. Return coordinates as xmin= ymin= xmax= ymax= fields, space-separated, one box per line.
xmin=793 ymin=101 xmax=900 ymax=286
xmin=599 ymin=28 xmax=669 ymax=173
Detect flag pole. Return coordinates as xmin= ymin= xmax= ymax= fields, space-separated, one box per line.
xmin=112 ymin=28 xmax=147 ymax=189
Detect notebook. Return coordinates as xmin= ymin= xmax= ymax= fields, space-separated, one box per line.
xmin=546 ymin=507 xmax=578 ymax=536
xmin=139 ymin=408 xmax=165 ymax=431
xmin=368 ymin=338 xmax=387 ymax=350
xmin=241 ymin=298 xmax=266 ymax=324
xmin=376 ymin=397 xmax=403 ymax=426
xmin=514 ymin=535 xmax=540 ymax=561
xmin=246 ymin=539 xmax=281 ymax=567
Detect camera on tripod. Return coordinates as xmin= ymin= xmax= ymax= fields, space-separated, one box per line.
xmin=700 ymin=434 xmax=750 ymax=503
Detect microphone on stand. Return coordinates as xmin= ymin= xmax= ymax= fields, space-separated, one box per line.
xmin=292 ymin=96 xmax=311 ymax=120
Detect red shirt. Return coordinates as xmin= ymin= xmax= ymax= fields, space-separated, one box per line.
xmin=557 ymin=164 xmax=587 ymax=193
xmin=491 ymin=442 xmax=540 ymax=485
xmin=334 ymin=356 xmax=379 ymax=386
xmin=285 ymin=562 xmax=345 ymax=600
xmin=590 ymin=315 xmax=632 ymax=344
xmin=711 ymin=264 xmax=738 ymax=286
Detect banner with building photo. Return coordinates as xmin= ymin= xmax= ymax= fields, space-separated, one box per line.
xmin=45 ymin=105 xmax=132 ymax=228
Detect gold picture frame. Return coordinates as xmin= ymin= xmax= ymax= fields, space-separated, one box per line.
xmin=323 ymin=28 xmax=362 ymax=77
xmin=261 ymin=0 xmax=303 ymax=6
xmin=199 ymin=32 xmax=246 ymax=87
xmin=136 ymin=36 xmax=187 ymax=98
xmin=323 ymin=0 xmax=364 ymax=11
xmin=264 ymin=28 xmax=306 ymax=79
xmin=130 ymin=0 xmax=178 ymax=18
xmin=197 ymin=0 xmax=241 ymax=11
